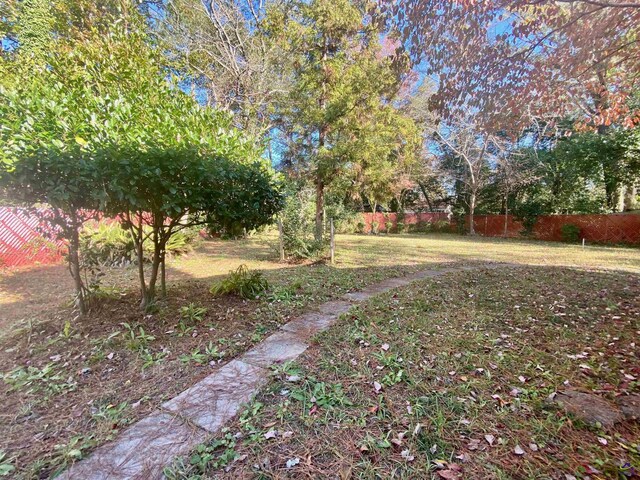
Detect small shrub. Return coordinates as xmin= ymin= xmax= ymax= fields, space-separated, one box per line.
xmin=210 ymin=264 xmax=269 ymax=299
xmin=279 ymin=188 xmax=326 ymax=259
xmin=384 ymin=221 xmax=394 ymax=233
xmin=561 ymin=223 xmax=581 ymax=243
xmin=397 ymin=222 xmax=405 ymax=233
xmin=433 ymin=220 xmax=451 ymax=233
xmin=371 ymin=221 xmax=380 ymax=234
xmin=356 ymin=221 xmax=366 ymax=234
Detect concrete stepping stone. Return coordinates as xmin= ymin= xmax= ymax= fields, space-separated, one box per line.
xmin=617 ymin=394 xmax=640 ymax=421
xmin=281 ymin=311 xmax=338 ymax=337
xmin=549 ymin=390 xmax=624 ymax=428
xmin=59 ymin=411 xmax=206 ymax=480
xmin=317 ymin=299 xmax=353 ymax=314
xmin=240 ymin=331 xmax=308 ymax=368
xmin=162 ymin=360 xmax=269 ymax=433
xmin=59 ymin=263 xmax=484 ymax=479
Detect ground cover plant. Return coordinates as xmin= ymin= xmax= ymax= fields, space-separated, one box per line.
xmin=164 ymin=265 xmax=640 ymax=479
xmin=2 ymin=234 xmax=639 ymax=478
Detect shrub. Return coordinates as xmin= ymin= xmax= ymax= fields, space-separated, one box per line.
xmin=280 ymin=188 xmax=326 ymax=260
xmin=385 ymin=221 xmax=394 ymax=233
xmin=371 ymin=221 xmax=380 ymax=234
xmin=433 ymin=220 xmax=451 ymax=233
xmin=356 ymin=220 xmax=366 ymax=234
xmin=80 ymin=222 xmax=135 ymax=267
xmin=80 ymin=222 xmax=201 ymax=267
xmin=210 ymin=265 xmax=269 ymax=299
xmin=561 ymin=224 xmax=581 ymax=243
xmin=397 ymin=222 xmax=405 ymax=233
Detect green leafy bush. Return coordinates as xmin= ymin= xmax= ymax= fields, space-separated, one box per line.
xmin=280 ymin=188 xmax=326 ymax=260
xmin=371 ymin=221 xmax=380 ymax=234
xmin=210 ymin=265 xmax=269 ymax=299
xmin=356 ymin=220 xmax=366 ymax=233
xmin=561 ymin=223 xmax=581 ymax=243
xmin=384 ymin=221 xmax=394 ymax=233
xmin=80 ymin=222 xmax=201 ymax=267
xmin=397 ymin=222 xmax=405 ymax=233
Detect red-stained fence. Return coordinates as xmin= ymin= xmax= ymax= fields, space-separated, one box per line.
xmin=0 ymin=207 xmax=65 ymax=268
xmin=363 ymin=212 xmax=640 ymax=245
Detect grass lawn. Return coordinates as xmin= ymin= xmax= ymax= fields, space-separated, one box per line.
xmin=165 ymin=266 xmax=640 ymax=480
xmin=0 ymin=233 xmax=639 ymax=478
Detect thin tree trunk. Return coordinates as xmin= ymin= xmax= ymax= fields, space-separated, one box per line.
xmin=68 ymin=213 xmax=86 ymax=315
xmin=503 ymin=191 xmax=509 ymax=236
xmin=133 ymin=217 xmax=148 ymax=309
xmin=160 ymin=247 xmax=167 ymax=298
xmin=468 ymin=190 xmax=477 ymax=235
xmin=315 ymin=177 xmax=325 ymax=242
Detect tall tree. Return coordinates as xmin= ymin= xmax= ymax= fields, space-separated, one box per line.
xmin=269 ymin=0 xmax=418 ymax=240
xmin=157 ymin=0 xmax=287 ymax=137
xmin=385 ymin=0 xmax=640 ymax=132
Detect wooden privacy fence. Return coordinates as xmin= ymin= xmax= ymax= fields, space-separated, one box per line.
xmin=0 ymin=207 xmax=65 ymax=268
xmin=363 ymin=212 xmax=640 ymax=245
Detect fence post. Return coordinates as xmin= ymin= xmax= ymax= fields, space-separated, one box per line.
xmin=277 ymin=217 xmax=285 ymax=262
xmin=330 ymin=218 xmax=335 ymax=265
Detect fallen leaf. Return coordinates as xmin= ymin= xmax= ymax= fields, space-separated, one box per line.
xmin=373 ymin=381 xmax=382 ymax=392
xmin=437 ymin=470 xmax=461 ymax=479
xmin=285 ymin=457 xmax=300 ymax=469
xmin=597 ymin=437 xmax=607 ymax=445
xmin=528 ymin=443 xmax=538 ymax=452
xmin=484 ymin=434 xmax=495 ymax=446
xmin=264 ymin=430 xmax=277 ymax=440
xmin=514 ymin=445 xmax=525 ymax=455
xmin=381 ymin=343 xmax=390 ymax=351
xmin=401 ymin=449 xmax=415 ymax=461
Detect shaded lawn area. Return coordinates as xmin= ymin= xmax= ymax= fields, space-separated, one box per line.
xmin=0 ymin=233 xmax=639 ymax=478
xmin=165 ymin=266 xmax=640 ymax=480
xmin=0 ymin=238 xmax=432 ymax=478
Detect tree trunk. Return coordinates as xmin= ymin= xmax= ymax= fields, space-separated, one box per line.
xmin=418 ymin=182 xmax=434 ymax=212
xmin=68 ymin=214 xmax=86 ymax=315
xmin=503 ymin=191 xmax=509 ymax=236
xmin=468 ymin=190 xmax=477 ymax=235
xmin=133 ymin=220 xmax=149 ymax=310
xmin=624 ymin=185 xmax=638 ymax=211
xmin=315 ymin=177 xmax=325 ymax=243
xmin=160 ymin=248 xmax=167 ymax=298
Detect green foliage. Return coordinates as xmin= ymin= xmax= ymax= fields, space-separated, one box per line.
xmin=384 ymin=221 xmax=394 ymax=233
xmin=80 ymin=223 xmax=201 ymax=267
xmin=280 ymin=187 xmax=326 ymax=259
xmin=0 ymin=450 xmax=15 ymax=477
xmin=266 ymin=0 xmax=419 ymax=238
xmin=210 ymin=265 xmax=269 ymax=299
xmin=2 ymin=363 xmax=76 ymax=397
xmin=371 ymin=221 xmax=380 ymax=234
xmin=0 ymin=15 xmax=284 ymax=310
xmin=560 ymin=224 xmax=581 ymax=243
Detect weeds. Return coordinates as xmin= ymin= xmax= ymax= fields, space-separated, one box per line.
xmin=210 ymin=265 xmax=269 ymax=299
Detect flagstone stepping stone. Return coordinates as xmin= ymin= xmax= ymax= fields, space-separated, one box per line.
xmin=317 ymin=299 xmax=353 ymax=315
xmin=240 ymin=331 xmax=308 ymax=368
xmin=162 ymin=360 xmax=269 ymax=432
xmin=550 ymin=390 xmax=624 ymax=428
xmin=617 ymin=394 xmax=640 ymax=421
xmin=281 ymin=311 xmax=338 ymax=337
xmin=59 ymin=411 xmax=206 ymax=480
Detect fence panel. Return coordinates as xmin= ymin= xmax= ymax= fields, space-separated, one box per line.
xmin=0 ymin=207 xmax=65 ymax=268
xmin=363 ymin=212 xmax=640 ymax=245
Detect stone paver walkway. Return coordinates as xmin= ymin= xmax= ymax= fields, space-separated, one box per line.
xmin=60 ymin=264 xmax=489 ymax=479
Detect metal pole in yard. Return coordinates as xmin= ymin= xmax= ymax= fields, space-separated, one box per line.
xmin=330 ymin=218 xmax=335 ymax=265
xmin=278 ymin=217 xmax=285 ymax=262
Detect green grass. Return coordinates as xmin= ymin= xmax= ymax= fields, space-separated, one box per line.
xmin=165 ymin=265 xmax=640 ymax=479
xmin=1 ymin=232 xmax=639 ymax=478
